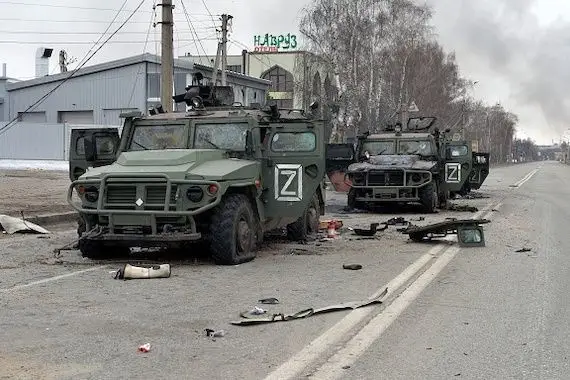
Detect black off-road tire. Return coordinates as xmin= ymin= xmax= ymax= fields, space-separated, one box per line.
xmin=287 ymin=194 xmax=320 ymax=241
xmin=347 ymin=188 xmax=367 ymax=211
xmin=79 ymin=240 xmax=130 ymax=260
xmin=438 ymin=189 xmax=450 ymax=210
xmin=77 ymin=216 xmax=86 ymax=237
xmin=209 ymin=194 xmax=258 ymax=265
xmin=419 ymin=182 xmax=438 ymax=213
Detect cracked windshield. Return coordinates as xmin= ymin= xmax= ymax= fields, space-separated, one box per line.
xmin=1 ymin=0 xmax=568 ymax=378
xmin=194 ymin=122 xmax=248 ymax=151
xmin=129 ymin=124 xmax=188 ymax=151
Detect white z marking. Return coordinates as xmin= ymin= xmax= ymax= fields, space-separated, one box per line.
xmin=275 ymin=164 xmax=303 ymax=202
xmin=445 ymin=163 xmax=461 ymax=183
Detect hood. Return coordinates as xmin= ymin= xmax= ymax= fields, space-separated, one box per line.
xmin=348 ymin=154 xmax=437 ymax=172
xmin=82 ymin=149 xmax=259 ymax=181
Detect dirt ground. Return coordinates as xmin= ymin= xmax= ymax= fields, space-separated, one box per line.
xmin=0 ymin=169 xmax=73 ymax=217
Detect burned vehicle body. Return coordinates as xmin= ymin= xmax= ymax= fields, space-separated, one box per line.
xmin=68 ymin=84 xmax=326 ymax=265
xmin=343 ymin=117 xmax=473 ymax=212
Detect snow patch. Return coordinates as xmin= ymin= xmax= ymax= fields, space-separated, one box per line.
xmin=0 ymin=160 xmax=68 ymax=171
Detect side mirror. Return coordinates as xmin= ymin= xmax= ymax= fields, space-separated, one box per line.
xmin=245 ymin=130 xmax=254 ymax=155
xmin=457 ymin=225 xmax=485 ymax=247
xmin=84 ymin=136 xmax=96 ymax=162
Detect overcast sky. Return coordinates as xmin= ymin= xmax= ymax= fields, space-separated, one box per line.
xmin=0 ymin=0 xmax=568 ymax=145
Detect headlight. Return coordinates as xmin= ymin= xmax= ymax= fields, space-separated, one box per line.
xmin=186 ymin=186 xmax=204 ymax=202
xmin=84 ymin=186 xmax=99 ymax=202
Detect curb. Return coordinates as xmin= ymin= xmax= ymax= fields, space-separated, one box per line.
xmin=26 ymin=211 xmax=78 ymax=226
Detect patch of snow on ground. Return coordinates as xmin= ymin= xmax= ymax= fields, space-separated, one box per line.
xmin=0 ymin=160 xmax=68 ymax=171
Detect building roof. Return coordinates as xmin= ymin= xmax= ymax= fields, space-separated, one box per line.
xmin=6 ymin=53 xmax=270 ymax=91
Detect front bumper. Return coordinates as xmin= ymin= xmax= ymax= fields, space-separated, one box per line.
xmin=348 ymin=169 xmax=432 ymax=202
xmin=68 ymin=173 xmax=222 ymax=236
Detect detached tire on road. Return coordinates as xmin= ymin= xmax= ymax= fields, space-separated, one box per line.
xmin=287 ymin=194 xmax=320 ymax=241
xmin=209 ymin=194 xmax=258 ymax=265
xmin=419 ymin=182 xmax=438 ymax=213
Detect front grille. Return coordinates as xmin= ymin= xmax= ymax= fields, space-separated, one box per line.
xmin=145 ymin=185 xmax=178 ymax=205
xmin=106 ymin=185 xmax=137 ymax=204
xmin=368 ymin=171 xmax=404 ymax=186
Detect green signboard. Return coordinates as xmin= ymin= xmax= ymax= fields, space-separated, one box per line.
xmin=253 ymin=33 xmax=298 ymax=52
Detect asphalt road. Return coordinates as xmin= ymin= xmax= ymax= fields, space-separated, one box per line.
xmin=0 ymin=161 xmax=559 ymax=380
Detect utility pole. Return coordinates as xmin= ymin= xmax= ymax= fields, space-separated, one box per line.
xmin=220 ymin=14 xmax=233 ymax=86
xmin=159 ymin=0 xmax=174 ymax=111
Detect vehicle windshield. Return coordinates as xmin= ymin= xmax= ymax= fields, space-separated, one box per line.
xmin=398 ymin=140 xmax=434 ymax=155
xmin=194 ymin=122 xmax=249 ymax=151
xmin=128 ymin=124 xmax=188 ymax=151
xmin=361 ymin=141 xmax=395 ymax=156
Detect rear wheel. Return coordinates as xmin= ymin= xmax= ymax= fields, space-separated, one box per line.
xmin=287 ymin=194 xmax=320 ymax=241
xmin=209 ymin=194 xmax=258 ymax=265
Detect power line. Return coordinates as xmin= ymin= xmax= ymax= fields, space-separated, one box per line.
xmin=0 ymin=0 xmax=217 ymax=15
xmin=0 ymin=28 xmax=215 ymax=34
xmin=200 ymin=0 xmax=218 ymax=30
xmin=0 ymin=39 xmax=217 ymax=44
xmin=0 ymin=0 xmax=147 ymax=136
xmin=0 ymin=16 xmax=218 ymax=24
xmin=179 ymin=0 xmax=210 ymax=65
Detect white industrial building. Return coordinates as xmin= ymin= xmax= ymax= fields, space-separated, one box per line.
xmin=0 ymin=52 xmax=270 ymax=160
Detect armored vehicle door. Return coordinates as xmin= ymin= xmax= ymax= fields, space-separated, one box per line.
xmin=469 ymin=152 xmax=490 ymax=190
xmin=441 ymin=141 xmax=472 ymax=194
xmin=261 ymin=123 xmax=325 ymax=223
xmin=69 ymin=128 xmax=120 ymax=182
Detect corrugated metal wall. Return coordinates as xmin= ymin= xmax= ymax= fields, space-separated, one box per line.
xmin=7 ymin=62 xmax=147 ymax=124
xmin=0 ymin=122 xmax=120 ymax=160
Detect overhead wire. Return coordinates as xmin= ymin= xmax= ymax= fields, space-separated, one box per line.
xmin=0 ymin=0 xmax=147 ymax=136
xmin=178 ymin=0 xmax=210 ymax=66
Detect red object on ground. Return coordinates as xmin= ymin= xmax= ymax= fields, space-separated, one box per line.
xmin=327 ymin=170 xmax=351 ymax=193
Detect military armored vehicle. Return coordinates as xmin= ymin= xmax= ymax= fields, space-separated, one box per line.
xmin=67 ymin=82 xmax=326 ymax=265
xmin=327 ymin=117 xmax=474 ymax=213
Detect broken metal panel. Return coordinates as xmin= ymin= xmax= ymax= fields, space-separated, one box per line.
xmin=401 ymin=219 xmax=490 ymax=247
xmin=0 ymin=214 xmax=50 ymax=234
xmin=348 ymin=155 xmax=437 ymax=172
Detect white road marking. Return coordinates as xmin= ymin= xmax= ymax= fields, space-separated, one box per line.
xmin=265 ymin=203 xmax=500 ymax=380
xmin=308 ymin=203 xmax=501 ymax=379
xmin=511 ymin=168 xmax=539 ymax=188
xmin=0 ymin=266 xmax=106 ymax=293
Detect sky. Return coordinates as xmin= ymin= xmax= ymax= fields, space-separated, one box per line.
xmin=0 ymin=0 xmax=568 ymax=145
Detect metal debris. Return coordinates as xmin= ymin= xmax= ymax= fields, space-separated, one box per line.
xmin=231 ymin=288 xmax=388 ymax=326
xmin=0 ymin=214 xmax=50 ymax=234
xmin=352 ymin=223 xmax=387 ymax=236
xmin=343 ymin=264 xmax=363 ymax=270
xmin=258 ymin=298 xmax=279 ymax=305
xmin=515 ymin=248 xmax=532 ymax=253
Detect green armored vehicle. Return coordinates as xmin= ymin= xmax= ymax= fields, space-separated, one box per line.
xmin=68 ymin=83 xmax=326 ymax=265
xmin=337 ymin=117 xmax=473 ymax=213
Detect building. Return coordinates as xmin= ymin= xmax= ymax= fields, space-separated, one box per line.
xmin=5 ymin=53 xmax=271 ymax=126
xmin=179 ymin=33 xmax=338 ymax=112
xmin=0 ymin=63 xmax=19 ymax=122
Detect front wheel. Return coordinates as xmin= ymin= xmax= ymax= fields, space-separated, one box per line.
xmin=287 ymin=194 xmax=320 ymax=241
xmin=209 ymin=194 xmax=258 ymax=265
xmin=419 ymin=182 xmax=438 ymax=213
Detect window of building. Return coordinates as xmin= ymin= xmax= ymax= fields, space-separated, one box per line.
xmin=262 ymin=66 xmax=294 ymax=92
xmin=227 ymin=65 xmax=242 ymax=73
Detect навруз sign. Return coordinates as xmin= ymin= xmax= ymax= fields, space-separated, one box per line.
xmin=253 ymin=33 xmax=297 ymax=52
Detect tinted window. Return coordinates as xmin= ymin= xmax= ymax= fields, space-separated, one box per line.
xmin=129 ymin=124 xmax=188 ymax=151
xmin=398 ymin=140 xmax=434 ymax=155
xmin=271 ymin=132 xmax=316 ymax=152
xmin=76 ymin=135 xmax=116 ymax=155
xmin=194 ymin=122 xmax=249 ymax=151
xmin=361 ymin=141 xmax=395 ymax=155
xmin=448 ymin=145 xmax=469 ymax=157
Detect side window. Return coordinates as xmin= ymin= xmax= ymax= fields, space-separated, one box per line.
xmin=76 ymin=135 xmax=116 ymax=156
xmin=271 ymin=132 xmax=316 ymax=152
xmin=448 ymin=145 xmax=469 ymax=157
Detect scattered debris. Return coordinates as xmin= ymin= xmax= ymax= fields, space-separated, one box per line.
xmin=342 ymin=366 xmax=351 ymax=370
xmin=411 ymin=216 xmax=426 ymax=222
xmin=231 ymin=288 xmax=388 ymax=326
xmin=326 ymin=220 xmax=340 ymax=238
xmin=401 ymin=219 xmax=490 ymax=247
xmin=258 ymin=297 xmax=279 ymax=305
xmin=114 ymin=264 xmax=171 ymax=280
xmin=343 ymin=264 xmax=363 ymax=270
xmin=138 ymin=343 xmax=151 ymax=353
xmin=352 ymin=223 xmax=387 ymax=236
xmin=249 ymin=306 xmax=267 ymax=315
xmin=515 ymin=248 xmax=532 ymax=253
xmin=448 ymin=204 xmax=479 ymax=213
xmin=0 ymin=214 xmax=50 ymax=235
xmin=53 ymin=239 xmax=80 ymax=257
xmin=205 ymin=329 xmax=226 ymax=338
xmin=384 ymin=217 xmax=408 ymax=226
xmin=319 ymin=219 xmax=343 ymax=231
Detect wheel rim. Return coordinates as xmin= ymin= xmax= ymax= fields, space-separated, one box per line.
xmin=236 ymin=218 xmax=251 ymax=254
